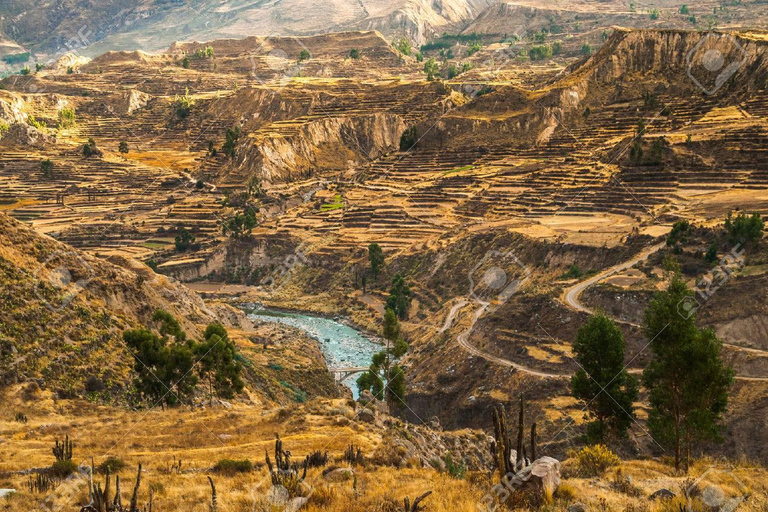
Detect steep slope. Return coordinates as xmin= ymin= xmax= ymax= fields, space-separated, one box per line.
xmin=0 ymin=213 xmax=341 ymax=405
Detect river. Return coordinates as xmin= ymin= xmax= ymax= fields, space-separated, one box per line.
xmin=244 ymin=306 xmax=380 ymax=397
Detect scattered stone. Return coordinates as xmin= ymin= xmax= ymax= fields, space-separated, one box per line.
xmin=649 ymin=488 xmax=676 ymax=501
xmin=508 ymin=457 xmax=561 ymax=496
xmin=323 ymin=467 xmax=354 ymax=482
xmin=567 ymin=502 xmax=587 ymax=512
xmin=357 ymin=408 xmax=376 ymax=423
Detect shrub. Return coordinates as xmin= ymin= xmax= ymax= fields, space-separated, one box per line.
xmin=118 ymin=141 xmax=129 ymax=154
xmin=27 ymin=116 xmax=46 ymax=130
xmin=174 ymin=89 xmax=194 ymax=119
xmin=58 ymin=107 xmax=75 ymax=128
xmin=443 ymin=454 xmax=466 ymax=479
xmin=573 ymin=444 xmax=620 ymax=477
xmin=98 ymin=456 xmax=127 ymax=474
xmin=349 ymin=49 xmax=360 ymax=59
xmin=40 ymin=159 xmax=54 ymax=178
xmin=50 ymin=459 xmax=78 ymax=477
xmin=213 ymin=458 xmax=253 ymax=475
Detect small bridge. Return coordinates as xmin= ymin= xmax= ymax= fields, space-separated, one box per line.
xmin=331 ymin=367 xmax=368 ymax=382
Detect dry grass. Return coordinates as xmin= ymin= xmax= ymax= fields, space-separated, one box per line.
xmin=2 ymin=392 xmax=767 ymax=511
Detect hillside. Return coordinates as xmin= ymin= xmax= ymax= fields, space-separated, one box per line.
xmin=0 ymin=213 xmax=340 ymax=405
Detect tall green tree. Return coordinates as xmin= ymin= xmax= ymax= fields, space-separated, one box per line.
xmin=368 ymin=243 xmax=384 ymax=280
xmin=196 ymin=323 xmax=245 ymax=400
xmin=571 ymin=312 xmax=638 ymax=443
xmin=724 ymin=211 xmax=764 ymax=245
xmin=386 ymin=274 xmax=412 ymax=320
xmin=357 ymin=308 xmax=409 ymax=408
xmin=642 ymin=276 xmax=735 ymax=472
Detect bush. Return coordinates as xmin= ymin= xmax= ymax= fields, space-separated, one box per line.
xmin=213 ymin=458 xmax=253 ymax=475
xmin=98 ymin=456 xmax=127 ymax=474
xmin=349 ymin=48 xmax=360 ymax=59
xmin=58 ymin=107 xmax=75 ymax=128
xmin=50 ymin=459 xmax=78 ymax=477
xmin=725 ymin=211 xmax=764 ymax=245
xmin=573 ymin=444 xmax=620 ymax=477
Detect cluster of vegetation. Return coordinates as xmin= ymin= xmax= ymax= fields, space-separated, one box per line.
xmin=2 ymin=52 xmax=31 ymax=65
xmin=82 ymin=137 xmax=101 ymax=157
xmin=27 ymin=115 xmax=46 ymax=131
xmin=725 ymin=211 xmax=764 ymax=245
xmin=222 ymin=206 xmax=258 ymax=238
xmin=174 ymin=88 xmax=194 ymax=119
xmin=393 ymin=37 xmax=412 ymax=56
xmin=124 ymin=311 xmax=244 ymax=407
xmin=173 ymin=227 xmax=196 ymax=252
xmin=298 ymin=49 xmax=311 ymax=62
xmin=40 ymin=159 xmax=54 ymax=178
xmin=222 ymin=125 xmax=240 ymax=157
xmin=320 ymin=193 xmax=344 ymax=212
xmin=349 ymin=48 xmax=360 ymax=59
xmin=194 ymin=46 xmax=215 ymax=59
xmin=57 ymin=107 xmax=75 ymax=129
xmin=385 ymin=274 xmax=412 ymax=320
xmin=118 ymin=141 xmax=129 ymax=154
xmin=572 ymin=269 xmax=734 ymax=471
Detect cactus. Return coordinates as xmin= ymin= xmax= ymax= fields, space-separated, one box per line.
xmin=491 ymin=393 xmax=537 ymax=478
xmin=403 ymin=491 xmax=432 ymax=512
xmin=265 ymin=433 xmax=308 ymax=498
xmin=129 ymin=463 xmax=142 ymax=512
xmin=208 ymin=476 xmax=217 ymax=512
xmin=343 ymin=444 xmax=363 ymax=465
xmin=80 ymin=462 xmax=145 ymax=512
xmin=305 ymin=450 xmax=328 ymax=468
xmin=53 ymin=435 xmax=73 ymax=462
xmin=28 ymin=473 xmax=53 ymax=493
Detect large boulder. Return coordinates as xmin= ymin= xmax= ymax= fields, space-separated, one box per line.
xmin=508 ymin=457 xmax=561 ymax=496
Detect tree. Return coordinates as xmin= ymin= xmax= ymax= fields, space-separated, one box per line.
xmin=423 ymin=58 xmax=438 ymax=81
xmin=222 ymin=125 xmax=240 ymax=157
xmin=349 ymin=49 xmax=360 ymax=59
xmin=118 ymin=141 xmax=129 ymax=154
xmin=222 ymin=206 xmax=258 ymax=238
xmin=40 ymin=159 xmax=54 ymax=178
xmin=181 ymin=56 xmax=190 ymax=69
xmin=196 ymin=323 xmax=244 ymax=400
xmin=368 ymin=243 xmax=384 ymax=279
xmin=298 ymin=49 xmax=311 ymax=62
xmin=581 ymin=43 xmax=592 ymax=56
xmin=123 ymin=324 xmax=198 ymax=408
xmin=571 ymin=313 xmax=638 ymax=443
xmin=642 ymin=276 xmax=735 ymax=472
xmin=175 ymin=228 xmax=195 ymax=252
xmin=152 ymin=309 xmax=187 ymax=342
xmin=394 ymin=37 xmax=412 ymax=56
xmin=385 ymin=274 xmax=412 ymax=320
xmin=724 ymin=211 xmax=764 ymax=246
xmin=356 ymin=308 xmax=408 ymax=408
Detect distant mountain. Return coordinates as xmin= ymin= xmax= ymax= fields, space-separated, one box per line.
xmin=0 ymin=0 xmax=491 ymax=60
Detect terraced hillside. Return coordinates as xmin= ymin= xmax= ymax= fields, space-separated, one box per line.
xmin=3 ymin=27 xmax=768 ymax=464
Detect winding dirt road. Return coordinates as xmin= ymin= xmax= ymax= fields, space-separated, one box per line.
xmin=443 ymin=298 xmax=570 ymax=379
xmin=443 ymin=241 xmax=768 ymax=382
xmin=560 ymin=242 xmax=768 ymax=382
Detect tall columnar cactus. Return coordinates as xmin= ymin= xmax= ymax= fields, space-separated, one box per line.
xmin=490 ymin=393 xmax=538 ymax=477
xmin=265 ymin=433 xmax=307 ymax=496
xmin=53 ymin=435 xmax=73 ymax=462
